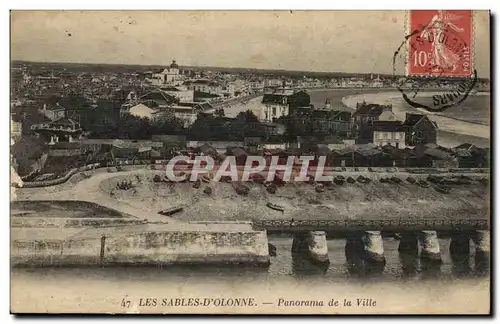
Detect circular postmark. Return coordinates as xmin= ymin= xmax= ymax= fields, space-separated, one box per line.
xmin=392 ymin=11 xmax=477 ymax=112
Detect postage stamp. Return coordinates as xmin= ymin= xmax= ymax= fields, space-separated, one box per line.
xmin=406 ymin=10 xmax=474 ymax=78
xmin=392 ymin=10 xmax=478 ymax=112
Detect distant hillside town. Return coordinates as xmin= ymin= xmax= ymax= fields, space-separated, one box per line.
xmin=10 ymin=60 xmax=490 ymax=182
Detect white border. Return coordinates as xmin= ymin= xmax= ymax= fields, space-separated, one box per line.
xmin=2 ymin=1 xmax=497 ymax=324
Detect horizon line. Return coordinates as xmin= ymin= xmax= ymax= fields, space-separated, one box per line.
xmin=11 ymin=59 xmax=491 ymax=81
xmin=9 ymin=59 xmax=408 ymax=77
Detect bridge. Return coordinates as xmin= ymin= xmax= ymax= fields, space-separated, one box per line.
xmin=253 ymin=218 xmax=489 ymax=232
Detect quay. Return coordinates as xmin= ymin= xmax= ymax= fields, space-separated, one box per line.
xmin=11 ymin=167 xmax=490 ymax=268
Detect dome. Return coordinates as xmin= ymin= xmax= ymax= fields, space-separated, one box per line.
xmin=170 ymin=60 xmax=179 ymax=68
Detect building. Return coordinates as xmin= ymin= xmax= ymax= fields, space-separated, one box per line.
xmin=40 ymin=102 xmax=66 ymax=121
xmin=48 ymin=142 xmax=83 ymax=157
xmin=188 ymin=80 xmax=222 ymax=96
xmin=161 ymin=86 xmax=194 ymax=103
xmin=413 ymin=144 xmax=459 ymax=168
xmin=128 ymin=102 xmax=159 ymax=119
xmin=310 ymin=110 xmax=353 ymax=138
xmin=149 ymin=60 xmax=183 ymax=86
xmin=120 ymin=90 xmax=178 ymax=118
xmin=261 ymin=89 xmax=310 ymax=122
xmin=31 ymin=117 xmax=82 ymax=144
xmin=352 ymin=102 xmax=393 ymax=144
xmin=138 ymin=90 xmax=177 ymax=107
xmin=453 ymin=143 xmax=489 ymax=168
xmin=187 ymin=141 xmax=245 ymax=155
xmin=168 ymin=105 xmax=199 ymax=127
xmin=404 ymin=113 xmax=438 ymax=146
xmin=282 ymin=108 xmax=353 ymax=139
xmin=372 ymin=121 xmax=407 ymax=149
xmin=152 ymin=135 xmax=187 ymax=149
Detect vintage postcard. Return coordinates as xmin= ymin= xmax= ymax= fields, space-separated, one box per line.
xmin=10 ymin=10 xmax=490 ymax=314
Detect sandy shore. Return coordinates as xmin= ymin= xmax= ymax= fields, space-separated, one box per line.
xmin=342 ymin=92 xmax=490 ymax=147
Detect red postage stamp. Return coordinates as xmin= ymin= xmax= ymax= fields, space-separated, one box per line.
xmin=407 ymin=10 xmax=473 ymax=77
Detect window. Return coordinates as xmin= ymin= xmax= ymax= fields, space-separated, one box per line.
xmin=272 ymin=107 xmax=276 ymax=116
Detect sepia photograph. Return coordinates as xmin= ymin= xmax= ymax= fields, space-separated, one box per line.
xmin=9 ymin=10 xmax=491 ymax=315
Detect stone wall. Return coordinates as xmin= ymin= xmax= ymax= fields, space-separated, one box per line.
xmin=11 ymin=229 xmax=270 ymax=267
xmin=18 ymin=163 xmax=490 ymax=189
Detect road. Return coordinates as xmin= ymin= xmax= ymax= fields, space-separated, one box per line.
xmin=15 ymin=170 xmax=176 ymax=224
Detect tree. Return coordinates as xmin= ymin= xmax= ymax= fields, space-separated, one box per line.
xmin=151 ymin=114 xmax=185 ymax=135
xmin=236 ymin=109 xmax=259 ymax=123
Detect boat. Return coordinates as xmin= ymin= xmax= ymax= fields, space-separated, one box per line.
xmin=417 ymin=180 xmax=430 ymax=188
xmin=406 ymin=176 xmax=416 ymax=184
xmin=201 ymin=174 xmax=211 ymax=183
xmin=159 ymin=206 xmax=184 ymax=216
xmin=232 ymin=181 xmax=250 ymax=195
xmin=315 ymin=184 xmax=325 ymax=192
xmin=266 ymin=202 xmax=284 ymax=212
xmin=434 ymin=185 xmax=451 ymax=194
xmin=357 ymin=175 xmax=371 ymax=184
xmin=390 ymin=176 xmax=402 ymax=184
xmin=333 ymin=175 xmax=345 ymax=185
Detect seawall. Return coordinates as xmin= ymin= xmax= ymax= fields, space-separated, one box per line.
xmin=11 ymin=223 xmax=270 ymax=267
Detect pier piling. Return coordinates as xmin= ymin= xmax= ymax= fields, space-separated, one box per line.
xmin=418 ymin=231 xmax=442 ymax=263
xmin=292 ymin=231 xmax=329 ymax=265
xmin=472 ymin=230 xmax=490 ymax=272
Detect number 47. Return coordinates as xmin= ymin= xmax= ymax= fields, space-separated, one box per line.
xmin=413 ymin=50 xmax=432 ymax=67
xmin=121 ymin=299 xmax=131 ymax=308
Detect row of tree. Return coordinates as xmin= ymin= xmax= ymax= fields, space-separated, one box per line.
xmin=84 ymin=107 xmax=267 ymax=141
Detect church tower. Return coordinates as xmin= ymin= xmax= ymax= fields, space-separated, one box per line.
xmin=324 ymin=96 xmax=331 ymax=110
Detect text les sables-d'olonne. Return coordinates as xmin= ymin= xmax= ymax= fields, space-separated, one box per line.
xmin=124 ymin=297 xmax=377 ymax=308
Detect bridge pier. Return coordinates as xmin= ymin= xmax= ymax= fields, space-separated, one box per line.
xmin=291 ymin=231 xmax=329 ymax=265
xmin=472 ymin=230 xmax=490 ymax=271
xmin=418 ymin=231 xmax=442 ymax=263
xmin=345 ymin=231 xmax=385 ymax=266
xmin=362 ymin=231 xmax=385 ymax=264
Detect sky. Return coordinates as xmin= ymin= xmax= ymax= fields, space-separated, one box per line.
xmin=10 ymin=11 xmax=491 ymax=77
